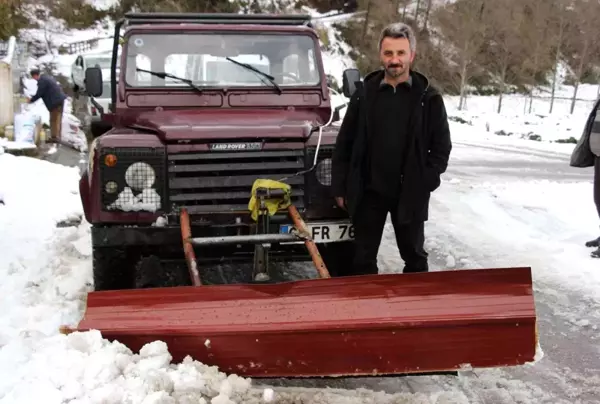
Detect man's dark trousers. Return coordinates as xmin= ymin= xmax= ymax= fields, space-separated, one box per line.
xmin=349 ymin=190 xmax=428 ymax=276
xmin=594 ymin=156 xmax=600 ymax=218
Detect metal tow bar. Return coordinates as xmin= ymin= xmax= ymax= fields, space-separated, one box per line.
xmin=179 ymin=200 xmax=331 ymax=285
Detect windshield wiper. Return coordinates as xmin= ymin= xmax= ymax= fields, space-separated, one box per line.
xmin=225 ymin=57 xmax=282 ymax=95
xmin=135 ymin=68 xmax=203 ymax=94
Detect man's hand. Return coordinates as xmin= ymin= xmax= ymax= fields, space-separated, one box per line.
xmin=335 ymin=197 xmax=346 ymax=210
xmin=25 ymin=97 xmax=31 ymax=103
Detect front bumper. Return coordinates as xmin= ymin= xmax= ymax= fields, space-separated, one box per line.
xmin=91 ymin=219 xmax=355 ymax=248
xmin=92 ymin=225 xmax=181 ymax=247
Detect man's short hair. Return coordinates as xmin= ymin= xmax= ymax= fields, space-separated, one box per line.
xmin=378 ymin=22 xmax=417 ymax=52
xmin=29 ymin=68 xmax=41 ymax=76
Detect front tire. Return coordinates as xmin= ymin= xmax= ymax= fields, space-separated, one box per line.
xmin=92 ymin=246 xmax=137 ymax=291
xmin=72 ymin=76 xmax=80 ymax=95
xmin=134 ymin=255 xmax=192 ymax=288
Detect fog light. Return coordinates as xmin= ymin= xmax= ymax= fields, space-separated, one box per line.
xmin=105 ymin=181 xmax=118 ymax=194
xmin=315 ymin=158 xmax=332 ymax=186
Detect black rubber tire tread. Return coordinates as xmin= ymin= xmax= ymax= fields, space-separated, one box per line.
xmin=135 ymin=255 xmax=192 ymax=288
xmin=92 ymin=246 xmax=137 ymax=291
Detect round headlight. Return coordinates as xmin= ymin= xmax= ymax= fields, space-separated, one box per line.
xmin=315 ymin=158 xmax=332 ymax=186
xmin=125 ymin=162 xmax=156 ymax=191
xmin=104 ymin=181 xmax=118 ymax=194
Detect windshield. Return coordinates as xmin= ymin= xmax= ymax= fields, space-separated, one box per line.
xmin=123 ymin=33 xmax=321 ymax=88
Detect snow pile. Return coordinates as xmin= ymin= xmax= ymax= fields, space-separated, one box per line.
xmin=0 ymin=154 xmax=255 ymax=403
xmin=0 ymin=152 xmax=90 ymax=356
xmin=0 ymin=153 xmax=82 ymax=227
xmin=0 ymin=332 xmax=255 ymax=403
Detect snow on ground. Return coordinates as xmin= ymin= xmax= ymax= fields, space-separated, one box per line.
xmin=0 ymin=153 xmax=460 ymax=403
xmin=1 ymin=90 xmax=599 ymax=402
xmin=430 ymin=176 xmax=600 ymax=302
xmin=0 ymin=154 xmax=87 ymax=348
xmin=444 ymin=90 xmax=597 ymax=144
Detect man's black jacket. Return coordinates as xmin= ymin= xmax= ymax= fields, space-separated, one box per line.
xmin=331 ymin=69 xmax=452 ymax=223
xmin=30 ymin=74 xmax=67 ymax=111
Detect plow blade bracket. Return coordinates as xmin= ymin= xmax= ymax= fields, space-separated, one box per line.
xmin=69 ymin=267 xmax=537 ymax=378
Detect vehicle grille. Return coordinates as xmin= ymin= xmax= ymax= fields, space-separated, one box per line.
xmin=167 ymin=149 xmax=306 ymax=214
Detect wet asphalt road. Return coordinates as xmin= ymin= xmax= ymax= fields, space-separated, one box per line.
xmin=39 ymin=143 xmax=88 ymax=172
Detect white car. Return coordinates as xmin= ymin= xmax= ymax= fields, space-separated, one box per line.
xmin=71 ymin=53 xmax=113 ymax=93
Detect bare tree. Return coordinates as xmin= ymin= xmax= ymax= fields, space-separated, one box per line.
xmin=481 ymin=0 xmax=528 ymax=113
xmin=327 ymin=0 xmax=600 ymax=102
xmin=518 ymin=0 xmax=554 ymax=113
xmin=546 ymin=0 xmax=569 ymax=114
xmin=565 ymin=0 xmax=600 ymax=113
xmin=361 ymin=0 xmax=373 ymax=47
xmin=433 ymin=0 xmax=487 ymax=109
xmin=414 ymin=0 xmax=422 ymax=23
xmin=422 ymin=0 xmax=433 ymax=31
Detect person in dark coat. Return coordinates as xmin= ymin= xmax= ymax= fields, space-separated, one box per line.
xmin=331 ymin=22 xmax=452 ymax=276
xmin=580 ymin=98 xmax=600 ymax=257
xmin=27 ymin=68 xmax=67 ymax=143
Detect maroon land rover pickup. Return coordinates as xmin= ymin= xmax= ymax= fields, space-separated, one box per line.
xmin=81 ymin=12 xmax=361 ymax=290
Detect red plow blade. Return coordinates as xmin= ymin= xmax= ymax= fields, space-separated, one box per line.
xmin=66 ymin=267 xmax=537 ymax=377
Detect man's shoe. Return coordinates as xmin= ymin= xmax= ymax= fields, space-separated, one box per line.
xmin=591 ymin=247 xmax=600 ymax=258
xmin=585 ymin=236 xmax=600 ymax=248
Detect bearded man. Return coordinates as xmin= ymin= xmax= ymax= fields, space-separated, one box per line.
xmin=331 ymin=22 xmax=452 ymax=275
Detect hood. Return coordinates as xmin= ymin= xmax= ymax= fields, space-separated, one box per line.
xmin=132 ymin=109 xmax=318 ymax=141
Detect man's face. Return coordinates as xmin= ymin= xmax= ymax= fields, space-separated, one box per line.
xmin=31 ymin=74 xmax=39 ymax=81
xmin=379 ymin=36 xmax=414 ymax=79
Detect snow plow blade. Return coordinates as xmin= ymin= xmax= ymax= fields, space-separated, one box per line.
xmin=65 ymin=266 xmax=537 ymax=377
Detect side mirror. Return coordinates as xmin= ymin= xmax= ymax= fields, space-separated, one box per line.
xmin=85 ymin=67 xmax=103 ymax=97
xmin=342 ymin=68 xmax=361 ymax=98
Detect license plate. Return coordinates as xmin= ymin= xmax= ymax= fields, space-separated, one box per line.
xmin=279 ymin=222 xmax=355 ymax=243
